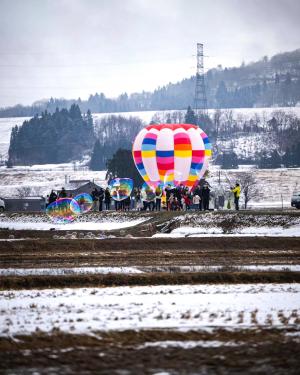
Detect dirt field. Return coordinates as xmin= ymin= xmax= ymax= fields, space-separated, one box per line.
xmin=1 ymin=211 xmax=299 ymax=374
xmin=1 ymin=328 xmax=299 ymax=375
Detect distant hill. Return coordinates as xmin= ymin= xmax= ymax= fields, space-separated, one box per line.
xmin=1 ymin=48 xmax=300 ymax=117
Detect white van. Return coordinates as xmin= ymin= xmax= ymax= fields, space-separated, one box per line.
xmin=0 ymin=198 xmax=5 ymax=212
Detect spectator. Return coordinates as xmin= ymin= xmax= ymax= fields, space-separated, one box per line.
xmin=49 ymin=190 xmax=57 ymax=204
xmin=98 ymin=187 xmax=104 ymax=211
xmin=231 ymin=182 xmax=241 ymax=211
xmin=58 ymin=187 xmax=67 ymax=198
xmin=91 ymin=188 xmax=99 ymax=211
xmin=184 ymin=194 xmax=191 ymax=210
xmin=45 ymin=195 xmax=50 ymax=208
xmin=202 ymin=185 xmax=210 ymax=211
xmin=104 ymin=187 xmax=111 ymax=210
xmin=124 ymin=196 xmax=131 ymax=211
xmin=155 ymin=186 xmax=162 ymax=211
xmin=193 ymin=194 xmax=201 ymax=210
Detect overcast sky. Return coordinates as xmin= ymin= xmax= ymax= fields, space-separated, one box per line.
xmin=0 ymin=0 xmax=299 ymax=107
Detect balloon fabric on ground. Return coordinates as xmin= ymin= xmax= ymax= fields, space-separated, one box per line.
xmin=132 ymin=123 xmax=211 ymax=190
xmin=109 ymin=178 xmax=133 ymax=201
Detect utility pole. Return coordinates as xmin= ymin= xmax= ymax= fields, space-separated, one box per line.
xmin=194 ymin=43 xmax=208 ymax=118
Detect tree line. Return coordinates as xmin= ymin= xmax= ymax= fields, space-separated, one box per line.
xmin=1 ymin=49 xmax=300 ymax=118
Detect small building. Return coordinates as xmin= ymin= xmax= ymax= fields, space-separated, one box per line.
xmin=4 ymin=197 xmax=46 ymax=212
xmin=58 ymin=180 xmax=105 ymax=197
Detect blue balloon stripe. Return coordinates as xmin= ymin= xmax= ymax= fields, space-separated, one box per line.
xmin=156 ymin=150 xmax=174 ymax=157
xmin=142 ymin=138 xmax=157 ymax=145
xmin=191 ymin=162 xmax=203 ymax=169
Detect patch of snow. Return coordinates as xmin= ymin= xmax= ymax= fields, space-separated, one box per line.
xmin=138 ymin=340 xmax=240 ymax=349
xmin=0 ymin=267 xmax=144 ymax=276
xmin=0 ymin=218 xmax=146 ymax=231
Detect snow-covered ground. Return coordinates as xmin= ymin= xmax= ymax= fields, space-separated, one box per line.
xmin=0 ymin=212 xmax=148 ymax=231
xmin=1 ymin=284 xmax=299 ymax=336
xmin=1 ymin=265 xmax=300 ymax=276
xmin=154 ymin=212 xmax=300 ymax=238
xmin=154 ymin=225 xmax=300 ymax=237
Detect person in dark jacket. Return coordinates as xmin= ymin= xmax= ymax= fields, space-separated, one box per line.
xmin=49 ymin=190 xmax=57 ymax=204
xmin=58 ymin=187 xmax=67 ymax=198
xmin=202 ymin=185 xmax=210 ymax=211
xmin=104 ymin=188 xmax=111 ymax=210
xmin=124 ymin=196 xmax=131 ymax=211
xmin=98 ymin=187 xmax=104 ymax=211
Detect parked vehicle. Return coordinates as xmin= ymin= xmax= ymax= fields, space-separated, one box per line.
xmin=0 ymin=197 xmax=5 ymax=212
xmin=291 ymin=190 xmax=300 ymax=209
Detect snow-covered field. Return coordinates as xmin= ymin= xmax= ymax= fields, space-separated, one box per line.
xmin=0 ymin=165 xmax=299 ymax=209
xmin=1 ymin=284 xmax=299 ymax=336
xmin=1 ymin=265 xmax=300 ymax=276
xmin=0 ymin=211 xmax=148 ymax=231
xmin=154 ymin=212 xmax=300 ymax=238
xmin=154 ymin=224 xmax=300 ymax=237
xmin=0 ymin=220 xmax=145 ymax=231
xmin=0 ymin=164 xmax=107 ymax=197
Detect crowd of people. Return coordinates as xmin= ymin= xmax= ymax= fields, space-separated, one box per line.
xmin=45 ymin=182 xmax=241 ymax=212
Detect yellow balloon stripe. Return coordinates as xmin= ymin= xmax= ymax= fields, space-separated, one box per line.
xmin=141 ymin=150 xmax=156 ymax=158
xmin=174 ymin=150 xmax=192 ymax=158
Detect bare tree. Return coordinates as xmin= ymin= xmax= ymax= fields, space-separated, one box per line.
xmin=238 ymin=172 xmax=259 ymax=209
xmin=16 ymin=186 xmax=42 ymax=198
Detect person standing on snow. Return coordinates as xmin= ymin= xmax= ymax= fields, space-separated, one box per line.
xmin=155 ymin=186 xmax=162 ymax=211
xmin=202 ymin=185 xmax=210 ymax=211
xmin=231 ymin=182 xmax=241 ymax=211
xmin=104 ymin=187 xmax=111 ymax=210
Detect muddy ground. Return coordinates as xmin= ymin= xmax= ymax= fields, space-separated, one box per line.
xmin=1 ymin=236 xmax=300 ymax=289
xmin=1 ymin=237 xmax=300 ymax=268
xmin=1 ymin=328 xmax=300 ymax=374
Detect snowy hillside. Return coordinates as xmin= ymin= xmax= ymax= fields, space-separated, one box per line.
xmin=1 ymin=107 xmax=300 ymax=161
xmin=0 ymin=117 xmax=30 ymax=159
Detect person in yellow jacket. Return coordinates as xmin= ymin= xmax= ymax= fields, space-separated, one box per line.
xmin=231 ymin=182 xmax=241 ymax=210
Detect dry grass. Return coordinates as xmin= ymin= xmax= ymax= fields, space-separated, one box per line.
xmin=1 ymin=271 xmax=300 ymax=290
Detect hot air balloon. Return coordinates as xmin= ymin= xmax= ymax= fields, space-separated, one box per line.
xmin=132 ymin=123 xmax=211 ymax=190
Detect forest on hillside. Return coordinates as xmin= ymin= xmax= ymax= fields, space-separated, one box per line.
xmin=1 ymin=49 xmax=300 ymax=118
xmin=8 ymin=105 xmax=94 ymax=165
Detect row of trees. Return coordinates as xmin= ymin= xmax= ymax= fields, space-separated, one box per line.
xmin=1 ymin=49 xmax=300 ymax=118
xmin=89 ymin=115 xmax=144 ymax=170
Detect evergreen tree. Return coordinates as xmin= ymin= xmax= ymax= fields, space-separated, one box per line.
xmin=8 ymin=106 xmax=94 ymax=165
xmin=220 ymin=151 xmax=238 ymax=169
xmin=184 ymin=106 xmax=197 ymax=125
xmin=89 ymin=139 xmax=103 ymax=171
xmin=106 ymin=148 xmax=144 ymax=188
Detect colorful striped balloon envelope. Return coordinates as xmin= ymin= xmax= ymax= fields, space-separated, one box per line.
xmin=132 ymin=123 xmax=211 ymax=190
